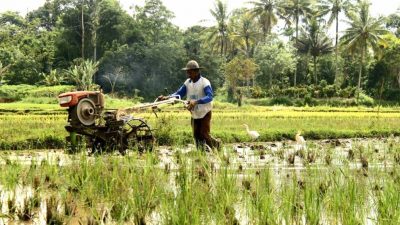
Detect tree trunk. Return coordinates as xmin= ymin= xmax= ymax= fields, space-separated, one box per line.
xmin=245 ymin=36 xmax=250 ymax=57
xmin=397 ymin=70 xmax=400 ymax=88
xmin=269 ymin=70 xmax=273 ymax=87
xmin=358 ymin=45 xmax=364 ymax=90
xmin=220 ymin=36 xmax=224 ymax=56
xmin=294 ymin=3 xmax=299 ymax=87
xmin=377 ymin=77 xmax=385 ymax=115
xmin=334 ymin=11 xmax=339 ymax=84
xmin=81 ymin=0 xmax=85 ymax=59
xmin=313 ymin=56 xmax=317 ymax=85
xmin=93 ymin=30 xmax=97 ymax=62
xmin=92 ymin=0 xmax=99 ymax=62
xmin=357 ymin=45 xmax=365 ymax=101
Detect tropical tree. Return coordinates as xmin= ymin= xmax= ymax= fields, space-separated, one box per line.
xmin=367 ymin=34 xmax=400 ymax=94
xmin=27 ymin=0 xmax=71 ymax=31
xmin=204 ymin=0 xmax=231 ymax=56
xmin=386 ymin=11 xmax=400 ymax=38
xmin=88 ymin=0 xmax=101 ymax=62
xmin=318 ymin=0 xmax=352 ymax=84
xmin=225 ymin=56 xmax=259 ymax=105
xmin=65 ymin=59 xmax=99 ymax=90
xmin=248 ymin=0 xmax=283 ymax=38
xmin=0 ymin=12 xmax=57 ymax=84
xmin=53 ymin=0 xmax=137 ymax=66
xmin=281 ymin=0 xmax=313 ymax=86
xmin=255 ymin=38 xmax=297 ymax=87
xmin=135 ymin=0 xmax=175 ymax=46
xmin=341 ymin=0 xmax=388 ymax=91
xmin=230 ymin=9 xmax=261 ymax=57
xmin=296 ymin=17 xmax=334 ymax=84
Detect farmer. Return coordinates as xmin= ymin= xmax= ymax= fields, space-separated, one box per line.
xmin=158 ymin=60 xmax=221 ymax=151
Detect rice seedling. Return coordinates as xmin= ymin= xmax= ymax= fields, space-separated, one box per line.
xmin=46 ymin=195 xmax=63 ymax=224
xmin=326 ymin=169 xmax=367 ymax=225
xmin=376 ymin=177 xmax=400 ymax=224
xmin=0 ymin=117 xmax=399 ymax=224
xmin=280 ymin=172 xmax=303 ymax=224
xmin=325 ymin=150 xmax=333 ymax=165
xmin=7 ymin=192 xmax=16 ymax=216
xmin=211 ymin=165 xmax=240 ymax=225
xmin=303 ymin=168 xmax=327 ymax=225
xmin=249 ymin=169 xmax=279 ymax=224
xmin=16 ymin=195 xmax=36 ymax=221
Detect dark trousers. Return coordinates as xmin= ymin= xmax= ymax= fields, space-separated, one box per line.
xmin=191 ymin=111 xmax=220 ymax=150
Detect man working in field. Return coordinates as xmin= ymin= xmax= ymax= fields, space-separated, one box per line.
xmin=159 ymin=60 xmax=221 ymax=151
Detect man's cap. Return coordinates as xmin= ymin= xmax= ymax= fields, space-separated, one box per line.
xmin=181 ymin=60 xmax=203 ymax=71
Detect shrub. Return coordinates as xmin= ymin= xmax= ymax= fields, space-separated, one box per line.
xmin=304 ymin=94 xmax=317 ymax=106
xmin=250 ymin=86 xmax=265 ymax=98
xmin=382 ymin=89 xmax=400 ymax=102
xmin=356 ymin=91 xmax=375 ymax=106
xmin=266 ymin=85 xmax=282 ymax=98
xmin=339 ymin=86 xmax=356 ymax=98
xmin=322 ymin=85 xmax=337 ymax=98
xmin=244 ymin=98 xmax=270 ymax=106
xmin=319 ymin=80 xmax=328 ymax=88
xmin=284 ymin=87 xmax=309 ymax=98
xmin=270 ymin=97 xmax=293 ymax=106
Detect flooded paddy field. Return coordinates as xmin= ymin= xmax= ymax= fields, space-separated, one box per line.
xmin=0 ymin=137 xmax=399 ymax=224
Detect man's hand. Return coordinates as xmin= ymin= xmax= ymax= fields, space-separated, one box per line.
xmin=157 ymin=95 xmax=169 ymax=101
xmin=187 ymin=100 xmax=197 ymax=111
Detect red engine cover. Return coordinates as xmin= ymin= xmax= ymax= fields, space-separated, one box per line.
xmin=58 ymin=91 xmax=102 ymax=107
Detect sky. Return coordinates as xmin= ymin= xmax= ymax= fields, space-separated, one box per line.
xmin=0 ymin=0 xmax=399 ymax=30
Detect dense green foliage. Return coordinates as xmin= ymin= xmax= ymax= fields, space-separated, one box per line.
xmin=0 ymin=0 xmax=398 ymax=102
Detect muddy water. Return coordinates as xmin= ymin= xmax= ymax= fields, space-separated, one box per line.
xmin=0 ymin=137 xmax=398 ymax=224
xmin=0 ymin=137 xmax=398 ymax=169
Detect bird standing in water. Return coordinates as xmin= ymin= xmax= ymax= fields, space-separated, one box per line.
xmin=295 ymin=131 xmax=306 ymax=150
xmin=243 ymin=124 xmax=260 ymax=140
xmin=295 ymin=131 xmax=305 ymax=144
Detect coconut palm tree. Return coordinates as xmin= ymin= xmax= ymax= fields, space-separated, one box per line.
xmin=205 ymin=0 xmax=231 ymax=56
xmin=318 ymin=0 xmax=352 ymax=84
xmin=296 ymin=17 xmax=334 ymax=84
xmin=230 ymin=9 xmax=261 ymax=57
xmin=281 ymin=0 xmax=313 ymax=86
xmin=248 ymin=0 xmax=283 ymax=39
xmin=341 ymin=0 xmax=387 ymax=91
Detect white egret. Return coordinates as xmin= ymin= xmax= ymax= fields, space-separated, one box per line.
xmin=243 ymin=124 xmax=260 ymax=140
xmin=295 ymin=131 xmax=306 ymax=145
xmin=295 ymin=131 xmax=306 ymax=150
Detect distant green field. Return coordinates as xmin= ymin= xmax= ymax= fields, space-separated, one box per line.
xmin=1 ymin=102 xmax=400 ymax=150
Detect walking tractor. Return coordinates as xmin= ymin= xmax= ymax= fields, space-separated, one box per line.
xmin=58 ymin=91 xmax=186 ymax=154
